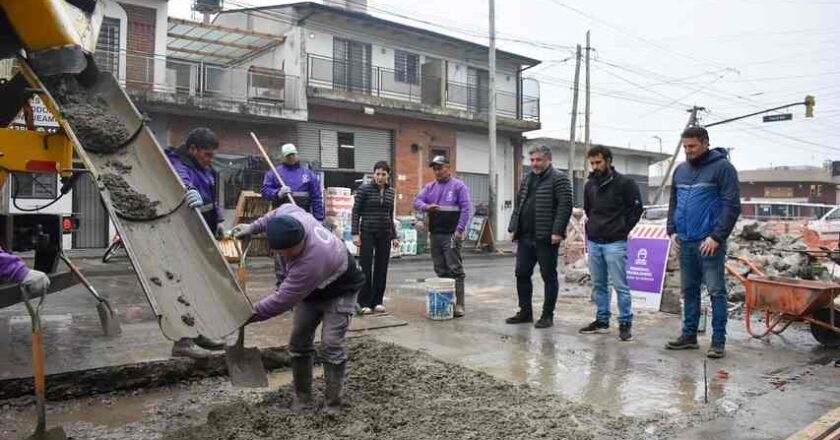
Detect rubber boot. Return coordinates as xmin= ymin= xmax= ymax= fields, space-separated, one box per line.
xmin=171 ymin=338 xmax=212 ymax=359
xmin=291 ymin=355 xmax=313 ymax=410
xmin=193 ymin=335 xmax=226 ymax=351
xmin=454 ymin=278 xmax=465 ymax=318
xmin=324 ymin=361 xmax=347 ymax=415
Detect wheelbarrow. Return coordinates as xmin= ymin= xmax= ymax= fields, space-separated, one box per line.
xmin=726 ymin=256 xmax=840 ymax=347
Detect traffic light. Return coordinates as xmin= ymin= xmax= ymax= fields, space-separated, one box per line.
xmin=805 ymin=95 xmax=816 ymax=118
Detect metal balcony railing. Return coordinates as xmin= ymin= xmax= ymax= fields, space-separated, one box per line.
xmin=94 ymin=50 xmax=303 ymax=111
xmin=306 ymin=54 xmax=540 ymax=122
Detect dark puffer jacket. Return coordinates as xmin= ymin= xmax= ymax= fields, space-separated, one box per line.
xmin=508 ymin=166 xmax=573 ymax=242
xmin=351 ymin=182 xmax=397 ymax=238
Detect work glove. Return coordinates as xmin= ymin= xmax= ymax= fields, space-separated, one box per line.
xmin=277 ymin=185 xmax=291 ymax=201
xmin=232 ymin=223 xmax=254 ymax=239
xmin=185 ymin=189 xmax=203 ymax=208
xmin=21 ymin=270 xmax=50 ymax=296
xmin=215 ymin=224 xmax=226 ymax=240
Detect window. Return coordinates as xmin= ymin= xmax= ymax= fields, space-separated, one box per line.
xmin=338 ymin=132 xmax=355 ymax=170
xmin=11 ymin=173 xmax=57 ymax=199
xmin=95 ymin=17 xmax=120 ymax=75
xmin=810 ymin=184 xmax=824 ymax=198
xmin=333 ymin=38 xmax=372 ymax=93
xmin=394 ymin=50 xmax=419 ymax=85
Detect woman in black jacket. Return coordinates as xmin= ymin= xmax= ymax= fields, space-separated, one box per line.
xmin=352 ymin=161 xmax=399 ymax=314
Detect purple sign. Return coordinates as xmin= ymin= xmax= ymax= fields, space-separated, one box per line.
xmin=626 ymin=236 xmax=671 ymax=309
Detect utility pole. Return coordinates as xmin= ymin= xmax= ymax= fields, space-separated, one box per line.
xmin=568 ymin=44 xmax=582 ymax=205
xmin=584 ymin=31 xmax=591 ymax=153
xmin=653 ymin=106 xmax=703 ymax=205
xmin=487 ymin=0 xmax=497 ymax=249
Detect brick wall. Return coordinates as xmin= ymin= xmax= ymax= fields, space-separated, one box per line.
xmin=166 ymin=114 xmax=298 ymax=157
xmin=121 ymin=3 xmax=155 ymax=88
xmin=310 ymin=105 xmax=459 ymax=214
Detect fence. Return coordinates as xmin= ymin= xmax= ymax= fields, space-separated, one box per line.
xmin=96 ymin=50 xmax=302 ymax=110
xmin=307 ymin=54 xmax=540 ymax=122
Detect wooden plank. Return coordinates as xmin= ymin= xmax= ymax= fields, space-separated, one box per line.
xmin=786 ymin=407 xmax=840 ymax=440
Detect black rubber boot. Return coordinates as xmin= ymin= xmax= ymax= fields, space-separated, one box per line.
xmin=291 ymin=355 xmax=313 ymax=410
xmin=454 ymin=279 xmax=465 ymax=317
xmin=324 ymin=361 xmax=347 ymax=415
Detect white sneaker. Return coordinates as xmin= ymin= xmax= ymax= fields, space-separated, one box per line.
xmin=360 ymin=307 xmax=372 ymax=315
xmin=373 ymin=305 xmax=387 ymax=313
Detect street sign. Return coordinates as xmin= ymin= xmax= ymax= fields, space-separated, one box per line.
xmin=763 ymin=113 xmax=793 ymax=123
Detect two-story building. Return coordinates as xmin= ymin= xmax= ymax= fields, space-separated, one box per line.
xmin=4 ymin=0 xmax=542 ymax=248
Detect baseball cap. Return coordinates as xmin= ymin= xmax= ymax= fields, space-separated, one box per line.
xmin=266 ymin=215 xmax=305 ymax=250
xmin=429 ymin=155 xmax=449 ymax=167
xmin=281 ymin=143 xmax=298 ymax=157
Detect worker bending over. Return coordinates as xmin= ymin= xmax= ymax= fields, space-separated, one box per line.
xmin=233 ymin=204 xmax=364 ymax=413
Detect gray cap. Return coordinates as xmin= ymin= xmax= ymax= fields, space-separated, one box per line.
xmin=429 ymin=155 xmax=449 ymax=167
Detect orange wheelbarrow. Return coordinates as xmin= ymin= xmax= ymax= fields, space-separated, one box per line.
xmin=725 ymin=256 xmax=840 ymax=347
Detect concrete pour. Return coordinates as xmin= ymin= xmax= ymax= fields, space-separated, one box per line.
xmin=45 ymin=76 xmax=130 ymax=154
xmin=165 ymin=338 xmax=683 ymax=440
xmin=100 ymin=173 xmax=160 ymax=219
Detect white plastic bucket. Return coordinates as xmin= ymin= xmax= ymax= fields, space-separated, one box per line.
xmin=425 ymin=278 xmax=456 ymax=320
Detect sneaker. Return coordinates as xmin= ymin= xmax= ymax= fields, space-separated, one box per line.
xmin=534 ymin=317 xmax=554 ymax=329
xmin=707 ymin=344 xmax=725 ymax=359
xmin=618 ymin=322 xmax=632 ymax=341
xmin=373 ymin=305 xmax=387 ymax=314
xmin=360 ymin=307 xmax=372 ymax=315
xmin=665 ymin=335 xmax=699 ymax=350
xmin=579 ymin=320 xmax=609 ymax=334
xmin=505 ymin=310 xmax=533 ymax=324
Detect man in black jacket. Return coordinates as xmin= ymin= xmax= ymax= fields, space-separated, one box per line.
xmin=506 ymin=145 xmax=573 ymax=328
xmin=579 ymin=145 xmax=643 ymax=341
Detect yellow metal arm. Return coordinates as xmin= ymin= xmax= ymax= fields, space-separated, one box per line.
xmin=0 ymin=128 xmax=74 ymax=191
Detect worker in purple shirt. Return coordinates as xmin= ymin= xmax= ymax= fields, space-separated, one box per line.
xmin=261 ymin=143 xmax=324 ymax=222
xmin=166 ymin=127 xmax=227 ymax=358
xmin=0 ymin=248 xmax=50 ymax=297
xmin=232 ymin=204 xmax=364 ymax=414
xmin=414 ymin=155 xmax=471 ymax=317
xmin=165 ymin=127 xmax=224 ymax=238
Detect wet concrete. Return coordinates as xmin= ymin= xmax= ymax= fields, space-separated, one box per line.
xmin=165 ymin=339 xmax=682 ymax=440
xmin=45 ymin=75 xmax=130 ymax=154
xmin=2 ymin=256 xmax=839 ymax=439
xmin=99 ymin=173 xmax=160 ymax=220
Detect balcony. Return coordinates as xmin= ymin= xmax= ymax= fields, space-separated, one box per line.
xmin=95 ymin=50 xmax=305 ymax=120
xmin=306 ymin=55 xmax=539 ymax=126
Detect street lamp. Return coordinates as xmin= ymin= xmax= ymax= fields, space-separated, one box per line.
xmin=652 ymin=135 xmax=663 ymax=153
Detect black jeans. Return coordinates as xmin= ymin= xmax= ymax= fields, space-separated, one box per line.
xmin=358 ymin=231 xmax=391 ymax=308
xmin=514 ymin=238 xmax=559 ymax=318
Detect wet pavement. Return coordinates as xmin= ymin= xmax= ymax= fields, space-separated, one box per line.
xmin=2 ymin=254 xmax=840 ymax=439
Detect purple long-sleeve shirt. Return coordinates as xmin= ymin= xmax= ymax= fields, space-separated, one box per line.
xmin=261 ymin=163 xmax=324 ymax=222
xmin=250 ymin=204 xmax=348 ymax=321
xmin=413 ymin=177 xmax=471 ymax=233
xmin=0 ymin=248 xmax=29 ymax=283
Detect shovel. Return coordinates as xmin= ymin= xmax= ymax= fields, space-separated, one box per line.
xmin=21 ymin=285 xmax=67 ymax=440
xmin=225 ymin=239 xmax=268 ymax=388
xmin=59 ymin=252 xmax=122 ymax=337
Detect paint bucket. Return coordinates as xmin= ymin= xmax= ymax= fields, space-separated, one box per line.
xmin=425 ymin=278 xmax=455 ymax=320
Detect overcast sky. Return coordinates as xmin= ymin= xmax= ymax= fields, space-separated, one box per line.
xmin=170 ymin=0 xmax=840 ymax=171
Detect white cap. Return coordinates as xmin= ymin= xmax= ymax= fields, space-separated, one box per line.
xmin=281 ymin=143 xmax=298 ymax=157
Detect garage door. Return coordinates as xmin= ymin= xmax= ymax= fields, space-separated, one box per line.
xmin=297 ymin=122 xmax=392 ymax=172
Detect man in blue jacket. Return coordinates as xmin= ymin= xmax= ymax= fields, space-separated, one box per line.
xmin=665 ymin=127 xmax=741 ymax=359
xmin=261 ymin=144 xmax=324 ymax=222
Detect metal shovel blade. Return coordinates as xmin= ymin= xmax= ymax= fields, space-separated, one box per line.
xmin=224 ymin=328 xmax=268 ymax=388
xmin=27 ymin=427 xmax=67 ymax=440
xmin=96 ymin=300 xmax=122 ymax=336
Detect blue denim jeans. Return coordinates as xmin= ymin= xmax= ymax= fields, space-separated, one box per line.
xmin=680 ymin=239 xmax=728 ymax=346
xmin=588 ymin=240 xmax=633 ymax=324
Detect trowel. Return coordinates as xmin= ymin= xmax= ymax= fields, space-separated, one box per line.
xmin=225 ymin=239 xmax=268 ymax=388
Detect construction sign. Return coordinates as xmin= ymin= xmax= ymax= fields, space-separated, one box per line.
xmin=626 ymin=225 xmax=671 ymax=310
